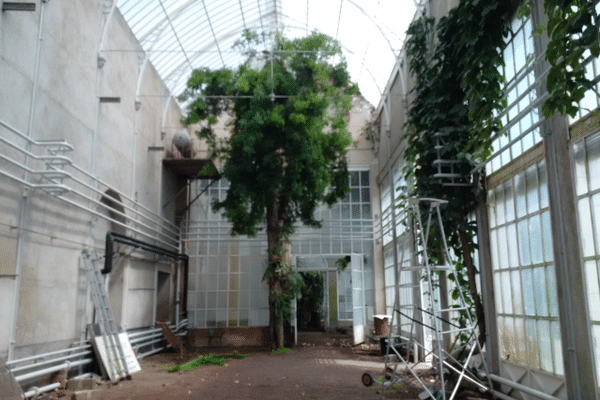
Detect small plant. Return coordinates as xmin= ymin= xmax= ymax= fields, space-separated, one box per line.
xmin=270 ymin=347 xmax=291 ymax=355
xmin=165 ymin=351 xmax=249 ymax=372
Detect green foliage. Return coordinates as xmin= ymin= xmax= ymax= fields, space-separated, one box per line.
xmin=270 ymin=347 xmax=291 ymax=355
xmin=298 ymin=271 xmax=324 ymax=314
xmin=180 ymin=32 xmax=356 ymax=344
xmin=180 ymin=30 xmax=356 ymax=238
xmin=164 ymin=351 xmax=249 ymax=372
xmin=335 ymin=257 xmax=349 ymax=271
xmin=404 ymin=0 xmax=517 ymax=330
xmin=542 ymin=0 xmax=600 ymax=118
xmin=263 ymin=258 xmax=305 ymax=323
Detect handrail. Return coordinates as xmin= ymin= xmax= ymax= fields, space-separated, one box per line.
xmin=0 ymin=119 xmax=74 ymax=151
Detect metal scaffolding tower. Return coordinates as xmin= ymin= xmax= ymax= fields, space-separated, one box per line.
xmin=368 ymin=198 xmax=493 ymax=400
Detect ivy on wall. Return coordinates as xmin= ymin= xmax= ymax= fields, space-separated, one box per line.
xmin=542 ymin=0 xmax=600 ymax=118
xmin=402 ymin=0 xmax=599 ymax=346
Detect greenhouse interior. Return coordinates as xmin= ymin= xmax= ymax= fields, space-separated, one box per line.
xmin=1 ymin=0 xmax=600 ymax=399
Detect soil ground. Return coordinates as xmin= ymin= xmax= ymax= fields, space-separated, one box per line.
xmin=44 ymin=331 xmax=487 ymax=400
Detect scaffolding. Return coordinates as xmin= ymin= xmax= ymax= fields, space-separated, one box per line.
xmin=365 ymin=197 xmax=493 ymax=400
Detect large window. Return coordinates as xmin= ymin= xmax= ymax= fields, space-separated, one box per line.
xmin=187 ymin=170 xmax=375 ymax=328
xmin=488 ymin=15 xmax=542 ymax=175
xmin=573 ymin=129 xmax=600 ymax=383
xmin=488 ymin=160 xmax=562 ymax=374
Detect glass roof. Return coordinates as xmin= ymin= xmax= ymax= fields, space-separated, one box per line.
xmin=116 ymin=0 xmax=417 ymax=108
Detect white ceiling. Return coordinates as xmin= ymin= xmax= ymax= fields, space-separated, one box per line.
xmin=116 ymin=0 xmax=417 ymax=108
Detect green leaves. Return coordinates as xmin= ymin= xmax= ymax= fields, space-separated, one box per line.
xmin=542 ymin=0 xmax=600 ymax=118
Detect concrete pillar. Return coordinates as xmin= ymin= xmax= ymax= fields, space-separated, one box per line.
xmin=533 ymin=1 xmax=598 ymax=396
xmin=542 ymin=114 xmax=598 ymax=399
xmin=475 ymin=186 xmax=500 ymax=375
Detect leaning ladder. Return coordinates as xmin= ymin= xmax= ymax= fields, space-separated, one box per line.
xmin=82 ymin=249 xmax=129 ymax=381
xmin=381 ymin=198 xmax=493 ymax=400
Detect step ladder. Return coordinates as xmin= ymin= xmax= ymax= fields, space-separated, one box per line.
xmin=82 ymin=249 xmax=130 ymax=382
xmin=380 ymin=198 xmax=493 ymax=400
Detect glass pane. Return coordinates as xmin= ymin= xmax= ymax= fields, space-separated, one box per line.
xmin=518 ymin=219 xmax=531 ymax=265
xmin=593 ymin=325 xmax=600 ymax=384
xmin=551 ymin=321 xmax=563 ymax=375
xmin=490 ymin=229 xmax=500 ymax=270
xmin=494 ymin=273 xmax=504 ymax=314
xmin=579 ymin=197 xmax=595 ymax=258
xmin=361 ymin=188 xmax=370 ymax=203
xmin=526 ymin=164 xmax=539 ymax=214
xmin=514 ymin=317 xmax=526 ymax=364
xmin=538 ymin=320 xmax=553 ymax=372
xmin=502 ymin=271 xmax=513 ymax=314
xmin=350 ymin=171 xmax=360 ymax=186
xmin=505 ymin=180 xmax=515 ymax=222
xmin=592 ymin=193 xmax=600 ymax=255
xmin=538 ymin=159 xmax=548 ymax=209
xmin=512 ymin=270 xmax=523 ymax=315
xmin=533 ymin=266 xmax=548 ymax=317
xmin=529 ymin=214 xmax=543 ymax=265
xmin=507 ymin=224 xmax=520 ymax=267
xmin=586 ymin=260 xmax=600 ymax=322
xmin=497 ymin=226 xmax=509 ymax=268
xmin=488 ymin=189 xmax=497 ymax=227
xmin=522 ymin=269 xmax=535 ymax=316
xmin=547 ymin=266 xmax=559 ymax=318
xmin=588 ymin=132 xmax=600 ymax=192
xmin=498 ymin=316 xmax=508 ymax=359
xmin=542 ymin=211 xmax=554 ymax=262
xmin=495 ymin=185 xmax=506 ymax=225
xmin=526 ymin=319 xmax=540 ymax=368
xmin=360 ymin=170 xmax=369 ymax=186
xmin=515 ymin=172 xmax=527 ymax=218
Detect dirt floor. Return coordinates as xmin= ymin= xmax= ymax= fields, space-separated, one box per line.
xmin=44 ymin=331 xmax=489 ymax=400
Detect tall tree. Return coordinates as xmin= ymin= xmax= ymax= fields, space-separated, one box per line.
xmin=179 ymin=31 xmax=358 ymax=348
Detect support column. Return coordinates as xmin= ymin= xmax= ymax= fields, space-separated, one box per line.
xmin=475 ymin=184 xmax=500 ymax=375
xmin=542 ymin=114 xmax=598 ymax=399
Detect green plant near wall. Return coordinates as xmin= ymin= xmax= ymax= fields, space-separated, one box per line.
xmin=404 ymin=0 xmax=518 ymax=345
xmin=541 ymin=0 xmax=600 ymax=118
xmin=403 ymin=0 xmax=600 ymax=346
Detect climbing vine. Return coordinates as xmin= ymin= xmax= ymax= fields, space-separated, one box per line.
xmin=542 ymin=0 xmax=600 ymax=118
xmin=404 ymin=0 xmax=518 ymax=345
xmin=403 ymin=0 xmax=600 ymax=345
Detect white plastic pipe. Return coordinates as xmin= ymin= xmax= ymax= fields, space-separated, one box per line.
xmin=489 ymin=374 xmax=562 ymax=400
xmin=8 ymin=0 xmax=49 ymax=361
xmin=15 ymin=359 xmax=91 ymax=383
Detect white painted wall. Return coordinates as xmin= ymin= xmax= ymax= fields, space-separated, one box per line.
xmin=0 ymin=1 xmax=184 ymax=359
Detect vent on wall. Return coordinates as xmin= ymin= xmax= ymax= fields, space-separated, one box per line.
xmin=99 ymin=97 xmax=121 ymax=103
xmin=2 ymin=2 xmax=36 ymax=11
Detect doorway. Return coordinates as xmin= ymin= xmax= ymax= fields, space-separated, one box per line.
xmin=156 ymin=271 xmax=171 ymax=323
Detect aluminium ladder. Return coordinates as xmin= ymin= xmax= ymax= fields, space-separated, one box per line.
xmin=82 ymin=249 xmax=130 ymax=382
xmin=380 ymin=197 xmax=493 ymax=400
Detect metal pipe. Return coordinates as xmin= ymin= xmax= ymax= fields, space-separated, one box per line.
xmin=15 ymin=359 xmax=92 ymax=383
xmin=132 ymin=338 xmax=164 ymax=349
xmin=8 ymin=0 xmax=49 ymax=361
xmin=0 ymin=130 xmax=179 ymax=238
xmin=9 ymin=351 xmax=92 ymax=373
xmin=489 ymin=374 xmax=561 ymax=400
xmin=6 ymin=345 xmax=92 ymax=367
xmin=0 ymin=168 xmax=178 ymax=250
xmin=137 ymin=344 xmax=169 ymax=359
xmin=0 ymin=119 xmax=73 ymax=151
xmin=127 ymin=328 xmax=162 ymax=339
xmin=129 ymin=333 xmax=163 ymax=345
xmin=24 ymin=383 xmax=60 ymax=399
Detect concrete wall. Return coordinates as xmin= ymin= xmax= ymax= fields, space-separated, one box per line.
xmin=0 ymin=1 xmax=185 ymax=360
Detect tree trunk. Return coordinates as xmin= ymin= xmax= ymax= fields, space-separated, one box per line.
xmin=266 ymin=199 xmax=285 ymax=349
xmin=457 ymin=222 xmax=486 ymax=348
